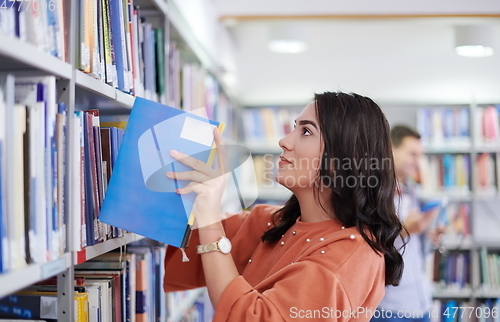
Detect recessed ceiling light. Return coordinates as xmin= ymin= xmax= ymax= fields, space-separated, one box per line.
xmin=455 ymin=25 xmax=495 ymax=58
xmin=268 ymin=39 xmax=308 ymax=54
xmin=268 ymin=23 xmax=309 ymax=54
xmin=455 ymin=45 xmax=494 ymax=57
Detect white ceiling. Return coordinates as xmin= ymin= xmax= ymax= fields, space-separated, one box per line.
xmin=213 ymin=1 xmax=500 ymax=106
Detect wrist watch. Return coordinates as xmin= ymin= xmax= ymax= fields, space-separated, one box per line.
xmin=196 ymin=236 xmax=232 ymax=254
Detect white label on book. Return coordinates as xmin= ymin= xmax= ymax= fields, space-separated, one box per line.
xmin=180 ymin=117 xmax=216 ymax=147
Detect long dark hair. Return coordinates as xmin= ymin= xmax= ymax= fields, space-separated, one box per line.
xmin=261 ymin=91 xmax=405 ymax=286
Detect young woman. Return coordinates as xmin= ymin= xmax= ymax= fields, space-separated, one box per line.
xmin=164 ymin=91 xmax=404 ymax=321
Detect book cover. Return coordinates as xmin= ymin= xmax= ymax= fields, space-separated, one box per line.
xmin=99 ymin=97 xmax=223 ymax=248
xmin=84 ymin=279 xmax=113 ymax=322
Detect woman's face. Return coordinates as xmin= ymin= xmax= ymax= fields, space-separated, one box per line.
xmin=276 ymin=103 xmax=323 ymax=191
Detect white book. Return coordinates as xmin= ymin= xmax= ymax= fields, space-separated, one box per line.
xmin=84 ymin=280 xmax=111 ymax=322
xmin=72 ymin=113 xmax=83 ymax=251
xmin=15 ymin=83 xmax=46 ymax=264
xmin=0 ymin=6 xmax=15 ymax=37
xmin=16 ymin=76 xmax=60 ymax=263
xmin=131 ymin=8 xmax=143 ymax=98
xmin=10 ymin=104 xmax=27 ymax=269
xmin=20 ymin=76 xmax=57 ymax=260
xmin=0 ymin=79 xmax=9 ymax=272
xmin=29 ymin=101 xmax=47 ymax=263
xmin=87 ymin=284 xmax=102 ymax=322
xmin=56 ymin=0 xmax=66 ymax=60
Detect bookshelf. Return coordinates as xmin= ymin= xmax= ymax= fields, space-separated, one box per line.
xmin=240 ymin=102 xmax=500 ymax=319
xmin=239 ymin=105 xmax=302 ymax=203
xmin=0 ymin=253 xmax=71 ymax=299
xmin=75 ymin=233 xmax=144 ymax=265
xmin=386 ymin=103 xmax=500 ymax=315
xmin=0 ymin=0 xmax=236 ymax=320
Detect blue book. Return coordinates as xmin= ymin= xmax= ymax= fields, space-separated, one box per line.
xmin=99 ymin=98 xmax=223 ymax=248
xmin=460 ymin=108 xmax=470 ymax=137
xmin=109 ymin=0 xmax=126 ymax=91
xmin=443 ymin=300 xmax=458 ymax=322
xmin=442 ymin=154 xmax=454 ymax=189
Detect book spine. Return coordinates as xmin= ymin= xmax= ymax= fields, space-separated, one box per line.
xmin=155 ymin=28 xmax=165 ymax=100
xmin=109 ymin=0 xmax=125 ymax=90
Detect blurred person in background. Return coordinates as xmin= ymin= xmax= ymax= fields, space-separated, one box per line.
xmin=372 ymin=125 xmax=444 ymax=322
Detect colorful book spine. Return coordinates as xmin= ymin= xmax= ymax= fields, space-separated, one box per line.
xmin=419 ymin=154 xmax=471 ymax=195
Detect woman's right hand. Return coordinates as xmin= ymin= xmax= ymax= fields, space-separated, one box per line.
xmin=166 ymin=128 xmax=229 ymax=228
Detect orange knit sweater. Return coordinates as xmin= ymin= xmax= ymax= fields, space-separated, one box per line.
xmin=163 ymin=204 xmax=386 ymax=321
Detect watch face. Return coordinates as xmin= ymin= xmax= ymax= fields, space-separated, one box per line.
xmin=219 ymin=237 xmax=232 ymax=254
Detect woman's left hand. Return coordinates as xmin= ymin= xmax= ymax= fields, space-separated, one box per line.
xmin=166 ymin=128 xmax=229 ymax=228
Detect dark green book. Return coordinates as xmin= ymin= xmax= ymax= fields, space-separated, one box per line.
xmin=155 ymin=28 xmax=165 ymax=98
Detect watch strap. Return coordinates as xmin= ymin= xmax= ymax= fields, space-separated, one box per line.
xmin=196 ymin=241 xmax=220 ymax=254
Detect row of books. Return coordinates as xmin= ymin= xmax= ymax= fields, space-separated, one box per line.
xmin=167 ymin=43 xmax=238 ymax=140
xmin=419 ymin=152 xmax=500 ymax=195
xmin=431 ymin=299 xmax=500 ymax=322
xmin=0 ymin=0 xmax=66 ymax=60
xmin=0 ymin=244 xmax=166 ymax=322
xmin=72 ymin=110 xmax=126 ymax=250
xmin=0 ymin=75 xmax=66 ymax=272
xmin=77 ymin=0 xmax=165 ymax=101
xmin=242 ymin=107 xmax=299 ymax=146
xmin=417 ymin=107 xmax=471 ymax=149
xmin=431 ymin=250 xmax=471 ymax=291
xmin=418 ymin=154 xmax=470 ymax=195
xmin=474 ymin=105 xmax=500 ymax=147
xmin=480 ymin=247 xmax=500 ymax=292
xmin=168 ymin=44 xmax=213 ymax=116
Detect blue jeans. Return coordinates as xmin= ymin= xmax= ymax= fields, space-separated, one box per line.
xmin=370 ymin=309 xmax=431 ymax=322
